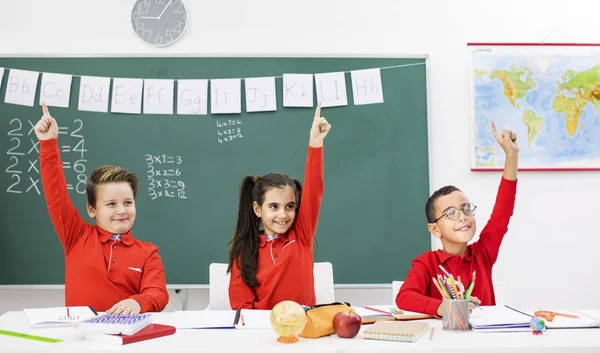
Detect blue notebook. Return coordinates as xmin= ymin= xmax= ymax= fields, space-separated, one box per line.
xmin=78 ymin=314 xmax=152 ymax=335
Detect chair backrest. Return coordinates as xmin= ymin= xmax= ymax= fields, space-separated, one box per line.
xmin=207 ymin=261 xmax=334 ymax=310
xmin=313 ymin=262 xmax=335 ymax=304
xmin=208 ymin=263 xmax=231 ymax=310
xmin=392 ymin=280 xmax=404 ymax=304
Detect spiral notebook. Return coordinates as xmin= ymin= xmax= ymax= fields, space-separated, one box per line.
xmin=362 ymin=320 xmax=430 ymax=342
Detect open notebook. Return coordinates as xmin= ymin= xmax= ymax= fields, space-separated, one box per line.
xmin=170 ymin=309 xmax=272 ymax=330
xmin=23 ymin=306 xmax=98 ymax=328
xmin=353 ymin=306 xmax=432 ymax=324
xmin=470 ymin=305 xmax=600 ymax=332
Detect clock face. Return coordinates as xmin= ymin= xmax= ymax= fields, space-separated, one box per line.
xmin=131 ymin=0 xmax=187 ymax=47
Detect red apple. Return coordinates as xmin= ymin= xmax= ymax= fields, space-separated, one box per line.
xmin=332 ymin=311 xmax=362 ymax=338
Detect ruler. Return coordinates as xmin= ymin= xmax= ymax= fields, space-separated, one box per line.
xmin=0 ymin=329 xmax=63 ymax=343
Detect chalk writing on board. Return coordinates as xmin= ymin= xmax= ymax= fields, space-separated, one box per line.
xmin=5 ymin=118 xmax=88 ymax=195
xmin=145 ymin=154 xmax=187 ymax=200
xmin=216 ymin=118 xmax=244 ymax=144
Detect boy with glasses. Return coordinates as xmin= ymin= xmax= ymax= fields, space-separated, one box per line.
xmin=396 ymin=123 xmax=519 ymax=316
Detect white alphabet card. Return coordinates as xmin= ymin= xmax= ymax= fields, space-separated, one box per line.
xmin=314 ymin=72 xmax=348 ymax=108
xmin=350 ymin=68 xmax=384 ymax=105
xmin=282 ymin=74 xmax=313 ymax=107
xmin=143 ymin=79 xmax=174 ymax=115
xmin=111 ymin=78 xmax=144 ymax=114
xmin=4 ymin=69 xmax=40 ymax=107
xmin=177 ymin=79 xmax=208 ymax=115
xmin=39 ymin=73 xmax=73 ymax=108
xmin=211 ymin=78 xmax=241 ymax=114
xmin=78 ymin=76 xmax=111 ymax=113
xmin=245 ymin=77 xmax=277 ymax=112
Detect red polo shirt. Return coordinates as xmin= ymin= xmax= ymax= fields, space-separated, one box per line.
xmin=396 ymin=177 xmax=517 ymax=316
xmin=40 ymin=139 xmax=169 ymax=313
xmin=229 ymin=146 xmax=323 ymax=310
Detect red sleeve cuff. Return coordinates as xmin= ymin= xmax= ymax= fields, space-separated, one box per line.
xmin=425 ymin=298 xmax=443 ymax=317
xmin=40 ymin=138 xmax=59 ymax=153
xmin=499 ymin=176 xmax=517 ymax=190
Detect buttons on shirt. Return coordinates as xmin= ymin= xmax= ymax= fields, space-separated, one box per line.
xmin=274 ymin=254 xmax=279 ymax=258
xmin=272 ymin=244 xmax=276 ymax=249
xmin=113 ymin=245 xmax=117 ymax=249
xmin=112 ymin=259 xmax=117 ymax=263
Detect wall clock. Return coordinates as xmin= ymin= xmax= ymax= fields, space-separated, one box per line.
xmin=131 ymin=0 xmax=187 ymax=47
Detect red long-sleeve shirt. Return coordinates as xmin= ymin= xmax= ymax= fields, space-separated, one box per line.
xmin=396 ymin=177 xmax=517 ymax=316
xmin=40 ymin=138 xmax=169 ymax=313
xmin=229 ymin=146 xmax=324 ymax=310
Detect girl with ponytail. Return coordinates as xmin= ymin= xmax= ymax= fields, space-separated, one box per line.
xmin=227 ymin=102 xmax=331 ymax=310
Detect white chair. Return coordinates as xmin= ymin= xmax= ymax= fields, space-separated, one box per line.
xmin=207 ymin=263 xmax=232 ymax=310
xmin=391 ymin=280 xmax=404 ymax=304
xmin=207 ymin=261 xmax=335 ymax=310
xmin=313 ymin=262 xmax=335 ymax=304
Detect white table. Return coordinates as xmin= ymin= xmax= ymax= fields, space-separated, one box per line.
xmin=1 ymin=310 xmax=599 ymax=353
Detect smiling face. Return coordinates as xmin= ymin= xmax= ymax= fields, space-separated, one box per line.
xmin=253 ymin=185 xmax=297 ymax=237
xmin=87 ymin=182 xmax=137 ymax=235
xmin=427 ymin=190 xmax=477 ymax=247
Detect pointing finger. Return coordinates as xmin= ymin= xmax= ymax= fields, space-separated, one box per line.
xmin=491 ymin=122 xmax=502 ymax=140
xmin=42 ymin=101 xmax=50 ymax=116
xmin=314 ymin=101 xmax=322 ymax=120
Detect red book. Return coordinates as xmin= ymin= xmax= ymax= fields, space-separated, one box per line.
xmin=83 ymin=324 xmax=176 ymax=345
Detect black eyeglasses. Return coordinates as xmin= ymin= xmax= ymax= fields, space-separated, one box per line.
xmin=431 ymin=203 xmax=477 ymax=223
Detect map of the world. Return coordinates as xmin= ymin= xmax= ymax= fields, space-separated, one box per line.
xmin=470 ymin=44 xmax=600 ymax=170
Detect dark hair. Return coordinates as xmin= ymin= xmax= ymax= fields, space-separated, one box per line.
xmin=226 ymin=173 xmax=302 ymax=287
xmin=425 ymin=185 xmax=462 ymax=223
xmin=86 ymin=165 xmax=138 ymax=208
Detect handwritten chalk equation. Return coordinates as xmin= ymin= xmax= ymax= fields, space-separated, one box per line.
xmin=6 ymin=118 xmax=88 ymax=195
xmin=145 ymin=154 xmax=187 ymax=200
xmin=216 ymin=118 xmax=244 ymax=144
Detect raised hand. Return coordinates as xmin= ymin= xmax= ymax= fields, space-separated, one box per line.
xmin=309 ymin=101 xmax=331 ymax=147
xmin=34 ymin=102 xmax=59 ymax=141
xmin=491 ymin=122 xmax=519 ymax=155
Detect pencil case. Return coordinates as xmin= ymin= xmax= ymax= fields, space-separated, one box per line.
xmin=298 ymin=302 xmax=356 ymax=339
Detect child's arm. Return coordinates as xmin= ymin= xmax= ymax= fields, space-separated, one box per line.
xmin=294 ymin=103 xmax=330 ymax=245
xmin=228 ymin=258 xmax=257 ymax=309
xmin=129 ymin=251 xmax=169 ymax=313
xmin=473 ymin=123 xmax=519 ymax=265
xmin=395 ymin=258 xmax=442 ymax=316
xmin=37 ymin=103 xmax=89 ymax=254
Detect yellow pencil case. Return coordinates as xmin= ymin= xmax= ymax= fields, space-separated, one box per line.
xmin=299 ymin=302 xmax=356 ymax=339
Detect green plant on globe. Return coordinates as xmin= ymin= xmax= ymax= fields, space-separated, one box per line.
xmin=270 ymin=300 xmax=308 ymax=343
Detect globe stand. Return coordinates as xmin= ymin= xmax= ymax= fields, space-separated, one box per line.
xmin=277 ymin=335 xmax=299 ymax=344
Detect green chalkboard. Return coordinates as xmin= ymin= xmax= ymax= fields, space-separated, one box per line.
xmin=0 ymin=56 xmax=430 ymax=285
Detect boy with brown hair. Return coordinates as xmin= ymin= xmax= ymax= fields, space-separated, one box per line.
xmin=36 ymin=102 xmax=168 ymax=314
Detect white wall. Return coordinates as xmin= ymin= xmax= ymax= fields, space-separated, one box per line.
xmin=1 ymin=0 xmax=599 ymax=313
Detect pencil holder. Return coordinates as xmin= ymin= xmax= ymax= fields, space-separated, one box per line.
xmin=442 ymin=298 xmax=470 ymax=331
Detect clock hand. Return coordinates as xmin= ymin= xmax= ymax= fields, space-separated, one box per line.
xmin=139 ymin=0 xmax=172 ymax=20
xmin=157 ymin=0 xmax=173 ymax=20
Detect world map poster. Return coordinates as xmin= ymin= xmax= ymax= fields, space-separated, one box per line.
xmin=469 ymin=43 xmax=600 ymax=170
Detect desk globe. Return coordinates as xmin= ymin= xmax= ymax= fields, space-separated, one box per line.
xmin=269 ymin=300 xmax=308 ymax=343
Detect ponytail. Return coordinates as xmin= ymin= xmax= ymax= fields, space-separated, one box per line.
xmin=227 ymin=176 xmax=260 ymax=287
xmin=227 ymin=173 xmax=306 ymax=287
